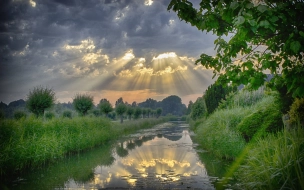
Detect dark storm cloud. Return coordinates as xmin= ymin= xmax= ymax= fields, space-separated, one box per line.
xmin=0 ymin=0 xmax=216 ymax=103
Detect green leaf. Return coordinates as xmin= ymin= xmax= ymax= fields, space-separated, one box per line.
xmin=248 ymin=19 xmax=257 ymax=26
xmin=269 ymin=16 xmax=278 ymax=23
xmin=259 ymin=20 xmax=270 ymax=28
xmin=299 ymin=31 xmax=304 ymax=37
xmin=257 ymin=5 xmax=268 ymax=13
xmin=245 ymin=2 xmax=254 ymax=9
xmin=234 ymin=16 xmax=245 ymax=26
xmin=290 ymin=41 xmax=301 ymax=54
xmin=230 ymin=2 xmax=239 ymax=10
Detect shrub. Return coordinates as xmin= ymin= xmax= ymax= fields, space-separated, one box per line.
xmin=92 ymin=109 xmax=100 ymax=117
xmin=237 ymin=96 xmax=283 ymax=141
xmin=26 ymin=86 xmax=56 ymax=117
xmin=73 ymin=94 xmax=94 ymax=116
xmin=190 ymin=97 xmax=207 ymax=120
xmin=289 ymin=97 xmax=304 ymax=127
xmin=62 ymin=110 xmax=72 ymax=118
xmin=14 ymin=110 xmax=27 ymax=120
xmin=236 ymin=128 xmax=304 ymax=190
xmin=45 ymin=112 xmax=55 ymax=120
xmin=0 ymin=110 xmax=5 ymax=119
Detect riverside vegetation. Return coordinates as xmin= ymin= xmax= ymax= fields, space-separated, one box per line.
xmin=0 ymin=116 xmax=168 ymax=177
xmin=189 ymin=86 xmax=304 ymax=189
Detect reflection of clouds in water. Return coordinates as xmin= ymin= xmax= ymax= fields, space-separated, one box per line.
xmin=64 ymin=124 xmax=214 ymax=189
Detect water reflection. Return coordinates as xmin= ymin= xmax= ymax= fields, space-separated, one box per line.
xmin=3 ymin=122 xmax=224 ymax=190
xmin=63 ymin=123 xmax=215 ymax=189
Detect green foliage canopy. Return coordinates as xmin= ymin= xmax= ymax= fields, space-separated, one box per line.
xmin=190 ymin=97 xmax=207 ymax=120
xmin=26 ymin=86 xmax=56 ymax=117
xmin=73 ymin=94 xmax=94 ymax=116
xmin=99 ymin=99 xmax=113 ymax=117
xmin=168 ymin=0 xmax=304 ymax=97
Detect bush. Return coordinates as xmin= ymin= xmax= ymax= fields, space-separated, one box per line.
xmin=289 ymin=97 xmax=304 ymax=127
xmin=73 ymin=94 xmax=94 ymax=116
xmin=13 ymin=110 xmax=27 ymax=120
xmin=62 ymin=110 xmax=72 ymax=118
xmin=237 ymin=96 xmax=283 ymax=141
xmin=26 ymin=86 xmax=56 ymax=117
xmin=45 ymin=112 xmax=55 ymax=120
xmin=190 ymin=97 xmax=207 ymax=120
xmin=0 ymin=110 xmax=5 ymax=119
xmin=236 ymin=128 xmax=304 ymax=190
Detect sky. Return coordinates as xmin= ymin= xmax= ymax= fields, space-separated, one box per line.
xmin=0 ymin=0 xmax=218 ymax=106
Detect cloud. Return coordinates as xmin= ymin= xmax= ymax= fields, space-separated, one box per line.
xmin=0 ymin=0 xmax=216 ymax=104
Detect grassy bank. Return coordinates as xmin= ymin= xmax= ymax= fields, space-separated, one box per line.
xmin=191 ymin=88 xmax=303 ymax=188
xmin=0 ymin=116 xmax=166 ymax=176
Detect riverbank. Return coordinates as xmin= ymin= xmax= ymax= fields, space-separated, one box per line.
xmin=0 ymin=116 xmax=167 ymax=177
xmin=190 ymin=89 xmax=304 ymax=189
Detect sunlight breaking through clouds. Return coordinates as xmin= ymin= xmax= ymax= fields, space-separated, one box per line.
xmin=152 ymin=52 xmax=177 ymax=61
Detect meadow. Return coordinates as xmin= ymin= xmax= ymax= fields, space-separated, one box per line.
xmin=0 ymin=116 xmax=167 ymax=176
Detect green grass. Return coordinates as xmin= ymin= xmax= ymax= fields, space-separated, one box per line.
xmin=236 ymin=127 xmax=304 ymax=190
xmin=0 ymin=116 xmax=166 ymax=176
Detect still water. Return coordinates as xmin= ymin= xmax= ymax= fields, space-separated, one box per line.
xmin=5 ymin=122 xmax=232 ymax=190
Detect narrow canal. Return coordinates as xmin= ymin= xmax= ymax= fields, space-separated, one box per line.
xmin=4 ymin=121 xmax=232 ymax=190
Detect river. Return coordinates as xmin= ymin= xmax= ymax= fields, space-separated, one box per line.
xmin=3 ymin=121 xmax=232 ymax=190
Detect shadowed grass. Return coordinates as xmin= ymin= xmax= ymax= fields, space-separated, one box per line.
xmin=236 ymin=127 xmax=304 ymax=190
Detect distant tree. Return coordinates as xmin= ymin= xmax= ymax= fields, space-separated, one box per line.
xmin=156 ymin=108 xmax=162 ymax=118
xmin=99 ymin=99 xmax=113 ymax=117
xmin=142 ymin=108 xmax=147 ymax=118
xmin=108 ymin=112 xmax=116 ymax=120
xmin=190 ymin=97 xmax=207 ymax=120
xmin=147 ymin=108 xmax=152 ymax=118
xmin=131 ymin=101 xmax=137 ymax=107
xmin=204 ymin=82 xmax=237 ymax=114
xmin=187 ymin=101 xmax=194 ymax=115
xmin=26 ymin=86 xmax=56 ymax=117
xmin=62 ymin=110 xmax=72 ymax=118
xmin=45 ymin=112 xmax=55 ymax=120
xmin=92 ymin=109 xmax=100 ymax=117
xmin=115 ymin=97 xmax=124 ymax=107
xmin=13 ymin=110 xmax=27 ymax=120
xmin=138 ymin=98 xmax=158 ymax=109
xmin=134 ymin=107 xmax=142 ymax=119
xmin=73 ymin=94 xmax=94 ymax=116
xmin=116 ymin=102 xmax=127 ymax=123
xmin=161 ymin=95 xmax=185 ymax=116
xmin=0 ymin=109 xmax=5 ymax=119
xmin=126 ymin=106 xmax=134 ymax=120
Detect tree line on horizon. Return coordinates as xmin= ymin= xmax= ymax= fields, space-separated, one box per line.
xmin=0 ymin=87 xmax=187 ymax=123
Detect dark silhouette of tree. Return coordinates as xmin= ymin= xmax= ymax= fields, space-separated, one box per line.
xmin=115 ymin=98 xmax=127 ymax=123
xmin=99 ymin=98 xmax=113 ymax=117
xmin=26 ymin=86 xmax=56 ymax=117
xmin=73 ymin=94 xmax=94 ymax=116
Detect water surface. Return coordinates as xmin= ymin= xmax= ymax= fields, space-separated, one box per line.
xmin=4 ymin=121 xmax=231 ymax=190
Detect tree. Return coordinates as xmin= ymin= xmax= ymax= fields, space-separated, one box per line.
xmin=73 ymin=94 xmax=94 ymax=116
xmin=126 ymin=106 xmax=134 ymax=120
xmin=161 ymin=95 xmax=186 ymax=116
xmin=142 ymin=108 xmax=147 ymax=118
xmin=187 ymin=101 xmax=194 ymax=115
xmin=147 ymin=108 xmax=152 ymax=118
xmin=134 ymin=107 xmax=142 ymax=119
xmin=26 ymin=86 xmax=56 ymax=117
xmin=115 ymin=98 xmax=127 ymax=123
xmin=168 ymin=1 xmax=304 ymax=98
xmin=190 ymin=97 xmax=207 ymax=120
xmin=204 ymin=82 xmax=237 ymax=114
xmin=99 ymin=99 xmax=113 ymax=117
xmin=156 ymin=108 xmax=162 ymax=118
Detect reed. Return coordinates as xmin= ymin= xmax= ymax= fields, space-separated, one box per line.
xmin=236 ymin=127 xmax=304 ymax=190
xmin=0 ymin=116 xmax=166 ymax=176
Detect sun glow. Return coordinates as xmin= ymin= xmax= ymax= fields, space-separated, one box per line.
xmin=152 ymin=52 xmax=177 ymax=60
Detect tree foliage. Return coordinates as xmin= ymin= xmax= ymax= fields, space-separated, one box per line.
xmin=190 ymin=97 xmax=207 ymax=120
xmin=99 ymin=98 xmax=113 ymax=117
xmin=168 ymin=0 xmax=304 ymax=97
xmin=26 ymin=86 xmax=56 ymax=117
xmin=115 ymin=99 xmax=127 ymax=123
xmin=156 ymin=108 xmax=162 ymax=118
xmin=134 ymin=107 xmax=142 ymax=119
xmin=204 ymin=82 xmax=237 ymax=114
xmin=73 ymin=94 xmax=94 ymax=116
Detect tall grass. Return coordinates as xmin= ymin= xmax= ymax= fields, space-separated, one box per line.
xmin=0 ymin=116 xmax=166 ymax=176
xmin=236 ymin=127 xmax=304 ymax=190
